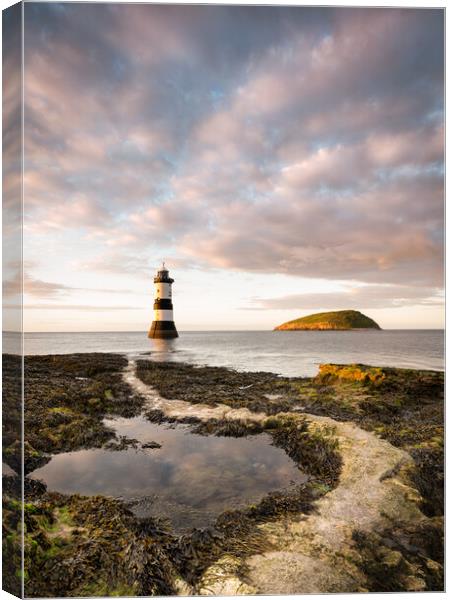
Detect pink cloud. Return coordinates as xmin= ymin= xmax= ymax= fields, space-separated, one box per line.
xmin=21 ymin=4 xmax=443 ymax=301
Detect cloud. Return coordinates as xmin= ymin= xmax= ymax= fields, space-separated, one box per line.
xmin=3 ymin=0 xmax=22 ymax=272
xmin=247 ymin=284 xmax=444 ymax=311
xmin=24 ymin=276 xmax=74 ymax=299
xmin=20 ymin=304 xmax=143 ymax=311
xmin=2 ymin=266 xmax=147 ymax=300
xmin=22 ymin=5 xmax=444 ymax=311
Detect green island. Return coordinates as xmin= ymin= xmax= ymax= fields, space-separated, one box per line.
xmin=2 ymin=353 xmax=443 ymax=596
xmin=274 ymin=309 xmax=381 ymax=331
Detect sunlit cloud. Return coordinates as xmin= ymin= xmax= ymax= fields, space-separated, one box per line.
xmin=16 ymin=4 xmax=444 ymax=330
xmin=247 ymin=284 xmax=444 ymax=311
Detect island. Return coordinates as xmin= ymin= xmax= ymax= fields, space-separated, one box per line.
xmin=274 ymin=309 xmax=381 ymax=331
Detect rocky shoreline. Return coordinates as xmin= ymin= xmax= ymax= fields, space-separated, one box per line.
xmin=2 ymin=353 xmax=444 ymax=596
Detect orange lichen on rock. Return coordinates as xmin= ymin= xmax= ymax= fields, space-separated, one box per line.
xmin=317 ymin=364 xmax=386 ymax=386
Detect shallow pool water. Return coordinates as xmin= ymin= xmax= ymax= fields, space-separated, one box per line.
xmin=30 ymin=414 xmax=307 ymax=532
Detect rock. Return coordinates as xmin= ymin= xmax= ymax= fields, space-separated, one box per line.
xmin=380 ymin=549 xmax=403 ymax=569
xmin=197 ymin=555 xmax=257 ymax=596
xmin=173 ymin=576 xmax=193 ymax=596
xmin=403 ymin=576 xmax=426 ymax=591
xmin=142 ymin=441 xmax=162 ymax=449
xmin=425 ymin=559 xmax=442 ymax=575
xmin=104 ymin=436 xmax=139 ymax=451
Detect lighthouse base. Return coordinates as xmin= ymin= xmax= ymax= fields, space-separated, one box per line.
xmin=148 ymin=320 xmax=179 ymax=339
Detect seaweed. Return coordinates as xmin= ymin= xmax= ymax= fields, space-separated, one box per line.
xmin=269 ymin=417 xmax=341 ymax=487
xmin=4 ymin=354 xmax=147 ymax=474
xmin=15 ymin=484 xmax=180 ymax=598
xmin=352 ymin=518 xmax=444 ymax=592
xmin=191 ymin=418 xmax=264 ymax=437
xmin=3 ymin=354 xmax=443 ymax=595
xmin=136 ymin=359 xmax=298 ymax=414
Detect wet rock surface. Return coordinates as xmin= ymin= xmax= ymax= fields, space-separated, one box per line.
xmin=142 ymin=441 xmax=162 ymax=449
xmin=2 ymin=353 xmax=444 ymax=595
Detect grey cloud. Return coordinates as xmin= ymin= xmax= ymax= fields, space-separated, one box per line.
xmin=1 ymin=271 xmax=146 ymax=300
xmin=20 ymin=304 xmax=144 ymax=311
xmin=4 ymin=274 xmax=73 ymax=301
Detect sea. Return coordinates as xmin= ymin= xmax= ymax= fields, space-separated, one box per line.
xmin=11 ymin=328 xmax=446 ymax=530
xmin=21 ymin=330 xmax=444 ymax=378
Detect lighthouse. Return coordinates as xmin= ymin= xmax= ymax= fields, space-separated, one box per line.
xmin=148 ymin=263 xmax=178 ymax=339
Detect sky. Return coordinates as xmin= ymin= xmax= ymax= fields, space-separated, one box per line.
xmin=4 ymin=3 xmax=445 ymax=331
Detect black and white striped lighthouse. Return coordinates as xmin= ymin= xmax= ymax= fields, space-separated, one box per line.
xmin=148 ymin=263 xmax=178 ymax=339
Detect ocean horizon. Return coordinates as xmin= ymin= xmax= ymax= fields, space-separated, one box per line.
xmin=11 ymin=329 xmax=444 ymax=378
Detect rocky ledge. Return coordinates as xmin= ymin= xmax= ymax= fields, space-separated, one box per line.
xmin=2 ymin=354 xmax=443 ymax=596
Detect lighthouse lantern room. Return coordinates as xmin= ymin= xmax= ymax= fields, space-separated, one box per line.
xmin=148 ymin=263 xmax=178 ymax=339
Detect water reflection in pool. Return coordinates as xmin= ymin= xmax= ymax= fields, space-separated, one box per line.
xmin=31 ymin=415 xmax=307 ymax=532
